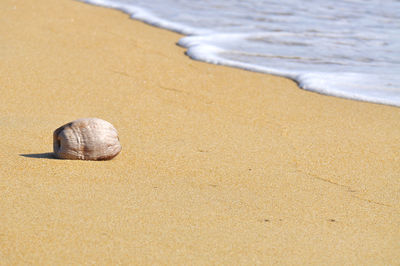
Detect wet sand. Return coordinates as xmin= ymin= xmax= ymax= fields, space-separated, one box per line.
xmin=0 ymin=0 xmax=399 ymax=264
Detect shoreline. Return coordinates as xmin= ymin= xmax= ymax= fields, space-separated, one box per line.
xmin=81 ymin=0 xmax=400 ymax=108
xmin=0 ymin=0 xmax=399 ymax=264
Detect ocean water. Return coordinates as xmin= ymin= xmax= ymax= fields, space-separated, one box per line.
xmin=79 ymin=0 xmax=400 ymax=107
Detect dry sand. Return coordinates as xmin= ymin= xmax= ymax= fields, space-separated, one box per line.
xmin=0 ymin=0 xmax=399 ymax=264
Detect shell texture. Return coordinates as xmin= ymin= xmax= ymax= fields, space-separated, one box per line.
xmin=53 ymin=118 xmax=121 ymax=160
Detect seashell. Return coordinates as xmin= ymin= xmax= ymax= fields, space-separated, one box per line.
xmin=53 ymin=118 xmax=121 ymax=160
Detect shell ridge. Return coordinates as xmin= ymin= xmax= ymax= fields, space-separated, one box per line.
xmin=71 ymin=124 xmax=83 ymax=159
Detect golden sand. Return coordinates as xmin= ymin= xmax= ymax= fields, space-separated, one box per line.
xmin=0 ymin=0 xmax=399 ymax=264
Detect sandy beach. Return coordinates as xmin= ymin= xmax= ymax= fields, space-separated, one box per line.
xmin=0 ymin=0 xmax=399 ymax=264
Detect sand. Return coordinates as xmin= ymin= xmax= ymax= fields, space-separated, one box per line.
xmin=0 ymin=0 xmax=399 ymax=264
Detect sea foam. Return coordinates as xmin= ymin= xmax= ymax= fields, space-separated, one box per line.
xmin=79 ymin=0 xmax=400 ymax=107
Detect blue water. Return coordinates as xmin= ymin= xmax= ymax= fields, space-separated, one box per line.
xmin=79 ymin=0 xmax=400 ymax=106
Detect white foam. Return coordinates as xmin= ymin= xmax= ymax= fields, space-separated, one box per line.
xmin=79 ymin=0 xmax=400 ymax=107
